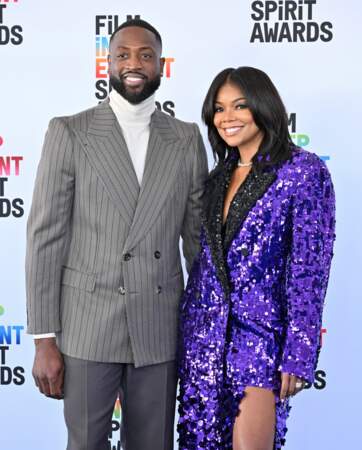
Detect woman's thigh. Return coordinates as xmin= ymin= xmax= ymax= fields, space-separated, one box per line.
xmin=232 ymin=386 xmax=276 ymax=450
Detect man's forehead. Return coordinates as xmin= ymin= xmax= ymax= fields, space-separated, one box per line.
xmin=112 ymin=26 xmax=158 ymax=48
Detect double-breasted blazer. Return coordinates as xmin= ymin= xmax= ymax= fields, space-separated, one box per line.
xmin=26 ymin=100 xmax=208 ymax=366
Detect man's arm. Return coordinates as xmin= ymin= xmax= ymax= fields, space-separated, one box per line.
xmin=26 ymin=117 xmax=75 ymax=398
xmin=181 ymin=124 xmax=209 ymax=273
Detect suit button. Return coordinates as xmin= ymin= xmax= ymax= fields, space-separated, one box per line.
xmin=241 ymin=247 xmax=249 ymax=257
xmin=118 ymin=286 xmax=126 ymax=295
xmin=156 ymin=286 xmax=162 ymax=294
xmin=154 ymin=251 xmax=161 ymax=259
xmin=123 ymin=253 xmax=132 ymax=261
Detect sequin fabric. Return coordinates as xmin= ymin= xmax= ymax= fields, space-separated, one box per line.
xmin=177 ymin=147 xmax=336 ymax=449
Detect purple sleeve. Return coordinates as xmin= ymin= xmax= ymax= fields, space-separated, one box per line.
xmin=278 ymin=156 xmax=336 ymax=383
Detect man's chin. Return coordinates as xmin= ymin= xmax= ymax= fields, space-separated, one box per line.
xmin=124 ymin=85 xmax=144 ymax=95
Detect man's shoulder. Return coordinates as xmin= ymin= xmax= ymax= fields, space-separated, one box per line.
xmin=51 ymin=102 xmax=104 ymax=132
xmin=154 ymin=109 xmax=199 ymax=139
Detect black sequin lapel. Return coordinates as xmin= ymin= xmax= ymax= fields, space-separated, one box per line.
xmin=222 ymin=169 xmax=277 ymax=251
xmin=202 ymin=154 xmax=276 ymax=296
xmin=201 ymin=156 xmax=235 ymax=296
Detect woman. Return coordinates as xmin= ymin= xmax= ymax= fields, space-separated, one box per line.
xmin=177 ymin=67 xmax=335 ymax=450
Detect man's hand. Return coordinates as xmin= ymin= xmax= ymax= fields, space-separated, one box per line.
xmin=280 ymin=372 xmax=305 ymax=401
xmin=32 ymin=338 xmax=64 ymax=399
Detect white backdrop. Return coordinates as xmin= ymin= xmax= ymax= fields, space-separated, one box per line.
xmin=1 ymin=0 xmax=361 ymax=448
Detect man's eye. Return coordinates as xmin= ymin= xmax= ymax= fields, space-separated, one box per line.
xmin=142 ymin=54 xmax=152 ymax=59
xmin=117 ymin=53 xmax=128 ymax=59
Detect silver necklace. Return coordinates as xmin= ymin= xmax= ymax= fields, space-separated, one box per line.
xmin=237 ymin=159 xmax=252 ymax=168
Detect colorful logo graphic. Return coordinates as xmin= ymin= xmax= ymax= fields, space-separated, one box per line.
xmin=0 ymin=306 xmax=25 ymax=385
xmin=109 ymin=397 xmax=122 ymax=448
xmin=0 ymin=134 xmax=24 ymax=218
xmin=0 ymin=309 xmax=24 ymax=346
xmin=113 ymin=397 xmax=121 ymax=419
xmin=288 ymin=113 xmax=330 ymax=161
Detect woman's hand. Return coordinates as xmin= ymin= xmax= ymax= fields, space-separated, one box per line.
xmin=280 ymin=372 xmax=305 ymax=401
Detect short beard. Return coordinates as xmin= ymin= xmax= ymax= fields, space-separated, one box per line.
xmin=109 ymin=74 xmax=161 ymax=104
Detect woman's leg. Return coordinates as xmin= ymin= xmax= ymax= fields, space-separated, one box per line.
xmin=232 ymin=386 xmax=276 ymax=450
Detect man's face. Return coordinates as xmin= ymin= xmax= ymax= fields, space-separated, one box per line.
xmin=108 ymin=26 xmax=165 ymax=104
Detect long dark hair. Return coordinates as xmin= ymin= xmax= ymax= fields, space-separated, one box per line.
xmin=202 ymin=66 xmax=293 ymax=171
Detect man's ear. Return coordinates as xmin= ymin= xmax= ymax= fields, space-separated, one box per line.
xmin=160 ymin=57 xmax=165 ymax=77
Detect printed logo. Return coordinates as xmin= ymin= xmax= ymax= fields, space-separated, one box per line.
xmin=0 ymin=134 xmax=24 ymax=218
xmin=288 ymin=113 xmax=330 ymax=161
xmin=303 ymin=327 xmax=327 ymax=390
xmin=0 ymin=305 xmax=26 ymax=386
xmin=0 ymin=0 xmax=23 ymax=46
xmin=250 ymin=0 xmax=333 ymax=43
xmin=109 ymin=397 xmax=122 ymax=449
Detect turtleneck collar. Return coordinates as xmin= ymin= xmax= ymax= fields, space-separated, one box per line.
xmin=109 ymin=89 xmax=156 ymax=126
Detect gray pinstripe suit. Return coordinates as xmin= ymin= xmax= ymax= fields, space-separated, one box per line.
xmin=26 ymin=100 xmax=208 ymax=450
xmin=26 ymin=100 xmax=208 ymax=367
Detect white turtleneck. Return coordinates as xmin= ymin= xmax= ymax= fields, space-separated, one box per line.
xmin=32 ymin=90 xmax=157 ymax=340
xmin=109 ymin=89 xmax=156 ymax=185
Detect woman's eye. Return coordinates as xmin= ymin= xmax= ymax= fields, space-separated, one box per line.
xmin=236 ymin=103 xmax=248 ymax=110
xmin=214 ymin=106 xmax=223 ymax=113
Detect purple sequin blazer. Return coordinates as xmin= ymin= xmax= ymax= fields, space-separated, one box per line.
xmin=182 ymin=147 xmax=336 ymax=384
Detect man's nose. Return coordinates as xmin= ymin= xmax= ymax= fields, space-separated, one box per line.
xmin=126 ymin=53 xmax=142 ymax=70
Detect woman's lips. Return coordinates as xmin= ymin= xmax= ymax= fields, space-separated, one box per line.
xmin=223 ymin=126 xmax=243 ymax=136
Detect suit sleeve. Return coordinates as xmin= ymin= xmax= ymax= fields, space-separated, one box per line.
xmin=278 ymin=157 xmax=336 ymax=383
xmin=181 ymin=124 xmax=209 ymax=274
xmin=25 ymin=118 xmax=75 ymax=334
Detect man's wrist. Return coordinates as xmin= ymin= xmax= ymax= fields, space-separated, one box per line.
xmin=34 ymin=336 xmax=57 ymax=348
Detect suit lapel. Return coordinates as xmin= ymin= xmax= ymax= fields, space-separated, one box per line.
xmin=74 ymin=101 xmax=140 ymax=227
xmin=222 ymin=169 xmax=277 ymax=251
xmin=202 ymin=163 xmax=231 ymax=295
xmin=124 ymin=110 xmax=184 ymax=251
xmin=202 ymin=152 xmax=277 ymax=295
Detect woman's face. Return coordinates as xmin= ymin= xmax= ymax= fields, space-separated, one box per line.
xmin=213 ymin=82 xmax=264 ymax=152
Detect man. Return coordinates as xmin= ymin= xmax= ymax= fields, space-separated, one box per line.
xmin=26 ymin=18 xmax=208 ymax=450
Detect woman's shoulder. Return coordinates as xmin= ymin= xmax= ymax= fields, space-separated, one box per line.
xmin=279 ymin=146 xmax=331 ymax=181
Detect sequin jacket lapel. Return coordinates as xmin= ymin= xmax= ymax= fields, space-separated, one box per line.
xmin=201 ymin=154 xmax=276 ymax=296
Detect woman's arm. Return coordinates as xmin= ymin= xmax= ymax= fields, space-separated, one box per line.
xmin=278 ymin=154 xmax=336 ymax=385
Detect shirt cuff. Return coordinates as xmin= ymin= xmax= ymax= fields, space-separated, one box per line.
xmin=33 ymin=333 xmax=56 ymax=339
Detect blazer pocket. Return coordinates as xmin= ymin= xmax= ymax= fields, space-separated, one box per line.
xmin=61 ymin=266 xmax=96 ymax=293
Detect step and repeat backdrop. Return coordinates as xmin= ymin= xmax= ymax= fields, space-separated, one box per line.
xmin=1 ymin=0 xmax=361 ymax=449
